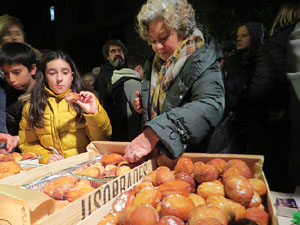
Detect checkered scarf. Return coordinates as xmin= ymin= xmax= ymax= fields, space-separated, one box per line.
xmin=149 ymin=29 xmax=204 ymax=119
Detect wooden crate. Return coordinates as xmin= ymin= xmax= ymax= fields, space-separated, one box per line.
xmin=35 ymin=158 xmax=155 ymax=225
xmin=79 ymin=152 xmax=278 ymax=225
xmin=0 ymin=151 xmax=97 ymax=186
xmin=0 ymin=142 xmax=156 ymax=225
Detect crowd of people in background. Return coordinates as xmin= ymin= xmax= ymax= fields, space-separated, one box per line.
xmin=0 ymin=0 xmax=300 ymax=194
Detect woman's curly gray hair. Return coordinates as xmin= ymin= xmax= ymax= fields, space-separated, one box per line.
xmin=137 ymin=0 xmax=197 ymax=42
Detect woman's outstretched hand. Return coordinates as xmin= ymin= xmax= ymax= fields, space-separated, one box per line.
xmin=124 ymin=127 xmax=159 ymax=163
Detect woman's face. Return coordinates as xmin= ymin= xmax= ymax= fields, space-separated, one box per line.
xmin=148 ymin=19 xmax=183 ymax=61
xmin=236 ymin=25 xmax=251 ymax=50
xmin=45 ymin=58 xmax=73 ymax=95
xmin=1 ymin=25 xmax=24 ymax=46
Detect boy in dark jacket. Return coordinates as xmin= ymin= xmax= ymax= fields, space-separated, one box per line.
xmin=0 ymin=42 xmax=37 ymax=144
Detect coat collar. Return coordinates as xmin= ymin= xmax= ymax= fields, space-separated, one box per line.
xmin=45 ymin=86 xmax=72 ymax=99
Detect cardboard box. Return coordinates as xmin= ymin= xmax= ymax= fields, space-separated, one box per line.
xmin=79 ymin=150 xmax=278 ymax=225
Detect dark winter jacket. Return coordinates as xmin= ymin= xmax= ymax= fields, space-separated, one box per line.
xmin=223 ymin=22 xmax=264 ymax=119
xmin=6 ymin=93 xmax=30 ymax=136
xmin=109 ymin=68 xmax=142 ymax=141
xmin=141 ymin=37 xmax=225 ymax=158
xmin=223 ymin=49 xmax=257 ymax=117
xmin=94 ymin=63 xmax=125 ymax=120
xmin=286 ymin=21 xmax=300 ymax=186
xmin=246 ymin=25 xmax=296 ymax=193
xmin=0 ymin=86 xmax=7 ymax=133
xmin=249 ymin=25 xmax=295 ymax=122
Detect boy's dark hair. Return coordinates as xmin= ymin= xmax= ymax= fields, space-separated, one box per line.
xmin=127 ymin=54 xmax=146 ymax=70
xmin=102 ymin=39 xmax=127 ymax=61
xmin=0 ymin=42 xmax=36 ymax=71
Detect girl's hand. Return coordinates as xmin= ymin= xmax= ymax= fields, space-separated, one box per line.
xmin=48 ymin=154 xmax=63 ymax=163
xmin=124 ymin=127 xmax=159 ymax=163
xmin=76 ymin=91 xmax=99 ymax=114
xmin=133 ymin=91 xmax=143 ymax=114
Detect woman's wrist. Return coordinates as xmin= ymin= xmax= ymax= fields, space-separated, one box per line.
xmin=143 ymin=127 xmax=159 ymax=147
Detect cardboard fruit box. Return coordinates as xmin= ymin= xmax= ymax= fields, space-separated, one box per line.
xmin=78 ymin=148 xmax=278 ymax=225
xmin=0 ymin=142 xmax=156 ymax=225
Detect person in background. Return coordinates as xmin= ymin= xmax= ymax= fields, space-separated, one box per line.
xmin=0 ymin=14 xmax=42 ymax=61
xmin=0 ymin=86 xmax=19 ymax=153
xmin=247 ymin=2 xmax=300 ymax=192
xmin=219 ymin=40 xmax=236 ymax=71
xmin=94 ymin=39 xmax=127 ymax=118
xmin=0 ymin=42 xmax=37 ymax=139
xmin=108 ymin=54 xmax=145 ymax=141
xmin=18 ymin=51 xmax=112 ymax=164
xmin=286 ymin=20 xmax=300 ymax=188
xmin=92 ymin=66 xmax=101 ymax=77
xmin=223 ymin=22 xmax=264 ymax=153
xmin=124 ymin=0 xmax=224 ymax=163
xmin=82 ymin=72 xmax=95 ymax=90
xmin=0 ymin=14 xmax=24 ymax=47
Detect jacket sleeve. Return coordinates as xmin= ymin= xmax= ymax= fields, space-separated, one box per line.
xmin=18 ymin=103 xmax=51 ymax=164
xmin=0 ymin=87 xmax=7 ymax=133
xmin=84 ymin=98 xmax=112 ymax=140
xmin=145 ymin=62 xmax=224 ymax=158
xmin=124 ymin=79 xmax=141 ymax=106
xmin=286 ymin=22 xmax=300 ymax=73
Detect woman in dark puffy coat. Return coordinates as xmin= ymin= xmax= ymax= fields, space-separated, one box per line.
xmin=247 ymin=2 xmax=300 ymax=193
xmin=123 ymin=0 xmax=225 ymax=163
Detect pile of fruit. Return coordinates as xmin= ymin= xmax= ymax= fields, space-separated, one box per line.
xmin=0 ymin=152 xmax=37 ymax=179
xmin=74 ymin=153 xmax=132 ymax=178
xmin=98 ymin=156 xmax=269 ymax=225
xmin=42 ymin=175 xmax=95 ymax=210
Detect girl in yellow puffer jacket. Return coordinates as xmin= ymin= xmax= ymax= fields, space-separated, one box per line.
xmin=19 ymin=51 xmax=112 ymax=164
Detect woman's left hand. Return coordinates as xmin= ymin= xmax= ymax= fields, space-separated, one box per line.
xmin=124 ymin=127 xmax=159 ymax=163
xmin=76 ymin=91 xmax=99 ymax=114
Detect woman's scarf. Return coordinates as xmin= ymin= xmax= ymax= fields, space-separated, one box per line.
xmin=149 ymin=29 xmax=204 ymax=119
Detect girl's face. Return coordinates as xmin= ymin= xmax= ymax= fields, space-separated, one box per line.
xmin=148 ymin=19 xmax=184 ymax=61
xmin=1 ymin=25 xmax=24 ymax=46
xmin=45 ymin=58 xmax=73 ymax=95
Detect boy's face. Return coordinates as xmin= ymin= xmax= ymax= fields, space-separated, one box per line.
xmin=1 ymin=63 xmax=36 ymax=91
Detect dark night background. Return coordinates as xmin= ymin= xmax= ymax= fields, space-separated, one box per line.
xmin=0 ymin=0 xmax=290 ymax=74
